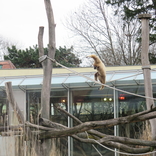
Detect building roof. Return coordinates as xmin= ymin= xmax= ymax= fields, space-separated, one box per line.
xmin=0 ymin=65 xmax=156 ymax=90
xmin=0 ymin=65 xmax=156 ymax=77
xmin=0 ymin=60 xmax=16 ymax=69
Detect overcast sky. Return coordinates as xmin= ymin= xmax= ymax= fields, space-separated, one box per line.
xmin=0 ymin=0 xmax=85 ymax=49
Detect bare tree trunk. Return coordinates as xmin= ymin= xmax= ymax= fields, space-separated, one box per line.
xmin=5 ymin=82 xmax=38 ymax=156
xmin=138 ymin=14 xmax=156 ymax=156
xmin=38 ymin=0 xmax=56 ymax=155
xmin=5 ymin=82 xmax=24 ymax=124
xmin=39 ymin=0 xmax=56 ymax=119
xmin=5 ymin=82 xmax=32 ymax=140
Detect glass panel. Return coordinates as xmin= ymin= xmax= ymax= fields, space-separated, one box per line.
xmin=50 ymin=90 xmax=68 ymax=126
xmin=52 ymin=76 xmax=67 ymax=84
xmin=112 ymin=72 xmax=138 ymax=81
xmin=0 ymin=91 xmax=8 ymax=126
xmin=117 ymin=85 xmax=147 ymax=140
xmin=0 ymin=78 xmax=24 ymax=86
xmin=21 ymin=77 xmax=42 ymax=85
xmin=26 ymin=90 xmax=41 ymax=124
xmin=26 ymin=89 xmax=68 ymax=155
xmin=72 ymin=88 xmax=114 ymax=156
xmin=65 ymin=76 xmax=87 ymax=83
xmin=50 ymin=89 xmax=68 ymax=156
xmin=26 ymin=89 xmax=68 ymax=125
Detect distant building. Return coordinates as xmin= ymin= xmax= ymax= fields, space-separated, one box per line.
xmin=0 ymin=60 xmax=16 ymax=69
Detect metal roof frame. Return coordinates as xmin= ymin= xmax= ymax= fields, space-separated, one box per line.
xmin=0 ymin=68 xmax=155 ymax=90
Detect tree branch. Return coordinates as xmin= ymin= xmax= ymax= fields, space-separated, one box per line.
xmin=25 ymin=111 xmax=156 ymax=154
xmin=56 ymin=106 xmax=156 ymax=147
xmin=38 ymin=107 xmax=156 ymax=139
xmin=38 ymin=26 xmax=44 ymax=58
xmin=5 ymin=82 xmax=32 ymax=139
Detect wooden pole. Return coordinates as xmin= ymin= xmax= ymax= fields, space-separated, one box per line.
xmin=38 ymin=0 xmax=56 ymax=155
xmin=5 ymin=82 xmax=24 ymax=124
xmin=138 ymin=14 xmax=153 ymax=109
xmin=138 ymin=14 xmax=156 ymax=149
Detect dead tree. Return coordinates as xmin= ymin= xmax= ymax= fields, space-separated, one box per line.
xmin=138 ymin=13 xmax=156 ymax=156
xmin=38 ymin=0 xmax=56 ymax=155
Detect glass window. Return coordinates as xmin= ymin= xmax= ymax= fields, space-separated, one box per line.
xmin=72 ymin=88 xmax=114 ymax=156
xmin=0 ymin=91 xmax=8 ymax=126
xmin=50 ymin=90 xmax=68 ymax=126
xmin=26 ymin=89 xmax=68 ymax=124
xmin=26 ymin=84 xmax=156 ymax=156
xmin=26 ymin=89 xmax=68 ymax=155
xmin=117 ymin=85 xmax=147 ymax=140
xmin=26 ymin=90 xmax=41 ymax=124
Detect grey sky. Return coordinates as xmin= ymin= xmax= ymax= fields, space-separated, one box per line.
xmin=0 ymin=0 xmax=84 ymax=48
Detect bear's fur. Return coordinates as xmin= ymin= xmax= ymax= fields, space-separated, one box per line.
xmin=87 ymin=55 xmax=106 ymax=90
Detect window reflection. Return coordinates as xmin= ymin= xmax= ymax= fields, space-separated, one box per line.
xmin=26 ymin=90 xmax=41 ymax=124
xmin=72 ymin=88 xmax=114 ymax=156
xmin=50 ymin=90 xmax=67 ymax=126
xmin=117 ymin=86 xmax=147 ymax=142
xmin=26 ymin=90 xmax=68 ymax=125
xmin=73 ymin=89 xmax=114 ymax=121
xmin=0 ymin=91 xmax=8 ymax=126
xmin=26 ymin=85 xmax=156 ymax=156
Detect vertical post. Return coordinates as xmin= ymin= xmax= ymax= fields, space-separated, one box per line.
xmin=68 ymin=89 xmax=73 ymax=156
xmin=38 ymin=0 xmax=56 ymax=155
xmin=114 ymin=88 xmax=119 ymax=156
xmin=67 ymin=89 xmax=71 ymax=156
xmin=138 ymin=14 xmax=153 ymax=109
xmin=138 ymin=14 xmax=156 ymax=148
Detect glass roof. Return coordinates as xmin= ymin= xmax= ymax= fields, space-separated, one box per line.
xmin=21 ymin=77 xmax=43 ymax=86
xmin=0 ymin=77 xmax=24 ymax=87
xmin=0 ymin=69 xmax=156 ymax=90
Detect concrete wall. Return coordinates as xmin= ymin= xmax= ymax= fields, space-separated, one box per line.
xmin=0 ymin=89 xmax=26 ymax=156
xmin=0 ymin=137 xmax=15 ymax=156
xmin=10 ymin=90 xmax=26 ymax=125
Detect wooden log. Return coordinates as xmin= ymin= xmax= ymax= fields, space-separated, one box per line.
xmin=138 ymin=14 xmax=156 ymax=150
xmin=5 ymin=82 xmax=32 ymax=141
xmin=39 ymin=117 xmax=67 ymax=129
xmin=5 ymin=82 xmax=24 ymax=124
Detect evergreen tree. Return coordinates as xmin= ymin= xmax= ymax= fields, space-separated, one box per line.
xmin=4 ymin=45 xmax=81 ymax=68
xmin=54 ymin=46 xmax=81 ymax=68
xmin=5 ymin=45 xmax=40 ymax=68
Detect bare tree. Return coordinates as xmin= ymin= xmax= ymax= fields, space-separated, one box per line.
xmin=66 ymin=0 xmax=141 ymax=65
xmin=0 ymin=36 xmax=18 ymax=60
xmin=38 ymin=0 xmax=56 ymax=155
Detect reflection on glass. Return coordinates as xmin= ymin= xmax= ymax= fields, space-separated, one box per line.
xmin=117 ymin=85 xmax=147 ymax=142
xmin=27 ymin=89 xmax=68 ymax=156
xmin=0 ymin=91 xmax=7 ymax=126
xmin=72 ymin=88 xmax=114 ymax=156
xmin=26 ymin=85 xmax=156 ymax=156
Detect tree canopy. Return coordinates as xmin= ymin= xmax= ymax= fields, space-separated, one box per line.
xmin=106 ymin=0 xmax=156 ymax=44
xmin=4 ymin=45 xmax=81 ymax=68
